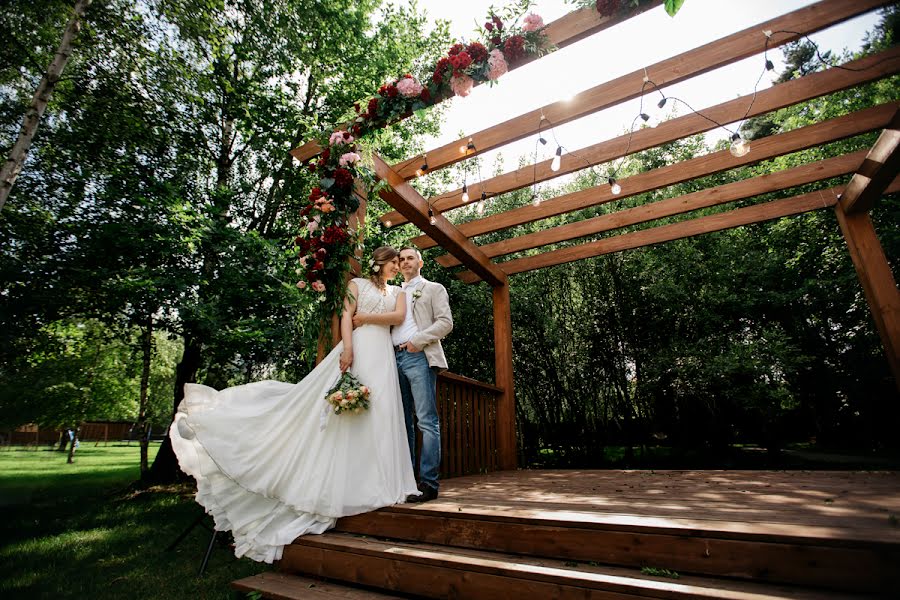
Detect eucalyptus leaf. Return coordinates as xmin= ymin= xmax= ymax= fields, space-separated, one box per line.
xmin=664 ymin=0 xmax=686 ymax=17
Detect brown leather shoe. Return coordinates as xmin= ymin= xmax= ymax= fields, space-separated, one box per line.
xmin=406 ymin=483 xmax=438 ymax=503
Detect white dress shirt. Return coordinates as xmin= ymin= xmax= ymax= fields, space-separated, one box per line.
xmin=391 ymin=276 xmax=423 ymax=346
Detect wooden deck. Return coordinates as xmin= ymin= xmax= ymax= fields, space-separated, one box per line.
xmin=414 ymin=469 xmax=900 ymax=542
xmin=236 ymin=470 xmax=900 ymax=599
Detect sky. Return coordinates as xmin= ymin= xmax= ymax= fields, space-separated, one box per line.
xmin=396 ymin=0 xmax=882 ymax=180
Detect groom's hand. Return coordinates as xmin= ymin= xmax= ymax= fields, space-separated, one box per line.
xmin=403 ymin=341 xmax=422 ymax=353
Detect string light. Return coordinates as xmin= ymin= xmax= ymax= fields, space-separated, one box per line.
xmin=428 ymin=206 xmax=436 ymax=226
xmin=384 ymin=219 xmax=392 ymax=228
xmin=608 ymin=177 xmax=621 ymax=195
xmin=551 ymin=146 xmax=562 ymax=172
xmin=476 ymin=191 xmax=486 ymax=215
xmin=461 ymin=183 xmax=470 ymax=203
xmin=532 ymin=194 xmax=542 ymax=207
xmin=415 ymin=154 xmax=429 ymax=177
xmin=730 ymin=132 xmax=750 ymax=157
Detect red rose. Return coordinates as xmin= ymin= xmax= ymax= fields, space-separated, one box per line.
xmin=342 ymin=131 xmax=351 ymax=140
xmin=333 ymin=167 xmax=354 ymax=190
xmin=466 ymin=42 xmax=488 ymax=64
xmin=314 ymin=260 xmax=325 ymax=271
xmin=448 ymin=43 xmax=465 ymax=56
xmin=386 ymin=84 xmax=398 ymax=98
xmin=367 ymin=97 xmax=379 ymax=115
xmin=595 ymin=0 xmax=621 ymax=16
xmin=315 ymin=248 xmax=327 ymax=260
xmin=353 ymin=102 xmax=360 ymax=113
xmin=450 ymin=51 xmax=472 ymax=73
xmin=321 ymin=148 xmax=330 ymax=162
xmin=352 ymin=123 xmax=362 ymax=135
xmin=420 ymin=87 xmax=432 ymax=102
xmin=503 ymin=35 xmax=526 ymax=62
xmin=491 ymin=35 xmax=501 ymax=46
xmin=307 ymin=163 xmax=316 ymax=172
xmin=484 ymin=22 xmax=494 ymax=32
xmin=433 ymin=57 xmax=452 ymax=83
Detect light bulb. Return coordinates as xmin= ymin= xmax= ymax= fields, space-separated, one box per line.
xmin=532 ymin=195 xmax=541 ymax=207
xmin=730 ymin=133 xmax=750 ymax=157
xmin=428 ymin=207 xmax=436 ymax=226
xmin=415 ymin=168 xmax=423 ymax=177
xmin=476 ymin=200 xmax=485 ymax=215
xmin=551 ymin=146 xmax=562 ymax=172
xmin=608 ymin=177 xmax=621 ymax=195
xmin=459 ymin=144 xmax=467 ymax=154
xmin=461 ymin=189 xmax=470 ymax=203
xmin=384 ymin=220 xmax=392 ymax=228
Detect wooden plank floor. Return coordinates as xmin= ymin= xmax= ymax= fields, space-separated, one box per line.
xmin=395 ymin=470 xmax=900 ymax=544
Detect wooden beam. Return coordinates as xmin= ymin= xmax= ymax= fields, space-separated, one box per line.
xmin=423 ymin=101 xmax=898 ymax=253
xmin=289 ymin=1 xmax=665 ymax=164
xmin=835 ymin=202 xmax=900 ymax=390
xmin=384 ymin=0 xmax=897 ymax=226
xmin=407 ymin=49 xmax=900 ymax=240
xmin=492 ymin=284 xmax=516 ymax=470
xmin=370 ymin=154 xmax=506 ymax=288
xmin=458 ymin=180 xmax=900 ymax=283
xmin=438 ymin=151 xmax=867 ymax=268
xmin=840 ymin=109 xmax=900 ymax=214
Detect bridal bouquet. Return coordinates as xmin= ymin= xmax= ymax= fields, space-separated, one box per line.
xmin=325 ymin=372 xmax=371 ymax=415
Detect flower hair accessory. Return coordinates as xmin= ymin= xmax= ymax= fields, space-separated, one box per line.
xmin=368 ymin=257 xmax=380 ymax=273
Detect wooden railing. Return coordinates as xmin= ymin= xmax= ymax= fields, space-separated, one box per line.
xmin=435 ymin=371 xmax=503 ymax=479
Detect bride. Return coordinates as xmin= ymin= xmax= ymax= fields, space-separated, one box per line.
xmin=170 ymin=246 xmax=419 ymax=563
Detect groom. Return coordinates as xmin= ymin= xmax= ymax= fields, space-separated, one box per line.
xmin=392 ymin=247 xmax=453 ymax=503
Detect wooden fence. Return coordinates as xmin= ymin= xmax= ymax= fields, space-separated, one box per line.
xmin=435 ymin=371 xmax=503 ymax=479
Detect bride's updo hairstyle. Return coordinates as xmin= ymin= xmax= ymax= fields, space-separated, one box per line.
xmin=368 ymin=246 xmax=399 ymax=289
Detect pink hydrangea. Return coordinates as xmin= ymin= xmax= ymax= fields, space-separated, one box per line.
xmin=450 ymin=74 xmax=474 ymax=97
xmin=522 ymin=13 xmax=544 ymax=32
xmin=312 ymin=281 xmax=326 ymax=292
xmin=307 ymin=220 xmax=319 ymax=234
xmin=339 ymin=152 xmax=361 ymax=166
xmin=396 ymin=76 xmax=424 ymax=98
xmin=487 ymin=49 xmax=508 ymax=80
xmin=329 ymin=130 xmax=353 ymax=145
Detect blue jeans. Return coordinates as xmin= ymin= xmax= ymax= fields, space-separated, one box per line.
xmin=396 ymin=349 xmax=440 ymax=491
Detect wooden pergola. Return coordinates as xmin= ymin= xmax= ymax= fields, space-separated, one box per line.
xmin=292 ymin=0 xmax=900 ymax=474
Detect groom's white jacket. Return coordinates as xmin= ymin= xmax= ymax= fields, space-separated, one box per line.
xmin=407 ymin=278 xmax=453 ymax=370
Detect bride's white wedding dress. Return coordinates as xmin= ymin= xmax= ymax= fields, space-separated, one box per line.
xmin=170 ymin=278 xmax=418 ymax=563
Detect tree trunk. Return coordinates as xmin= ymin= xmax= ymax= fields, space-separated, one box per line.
xmin=147 ymin=335 xmax=202 ymax=483
xmin=138 ymin=317 xmax=153 ymax=480
xmin=0 ymin=0 xmax=92 ymax=211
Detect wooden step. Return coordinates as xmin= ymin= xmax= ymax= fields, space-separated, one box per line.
xmin=231 ymin=572 xmax=406 ymax=599
xmin=331 ymin=503 xmax=899 ymax=593
xmin=280 ymin=532 xmax=873 ymax=600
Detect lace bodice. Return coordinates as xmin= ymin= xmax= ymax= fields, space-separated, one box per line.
xmin=353 ymin=278 xmax=398 ymax=315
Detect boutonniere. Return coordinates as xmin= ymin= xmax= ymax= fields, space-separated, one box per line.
xmin=412 ymin=289 xmax=423 ymax=300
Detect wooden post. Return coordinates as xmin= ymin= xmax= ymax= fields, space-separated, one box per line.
xmin=492 ymin=283 xmax=516 ymax=470
xmin=834 ymin=202 xmax=900 ymax=390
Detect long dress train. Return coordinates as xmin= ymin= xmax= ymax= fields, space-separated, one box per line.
xmin=169 ymin=278 xmax=418 ymax=563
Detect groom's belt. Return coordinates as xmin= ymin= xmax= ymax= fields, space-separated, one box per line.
xmin=393 ymin=344 xmax=405 ymax=353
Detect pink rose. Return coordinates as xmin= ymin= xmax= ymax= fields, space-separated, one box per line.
xmin=522 ymin=13 xmax=544 ymax=32
xmin=312 ymin=281 xmax=326 ymax=292
xmin=396 ymin=76 xmax=424 ymax=98
xmin=296 ymin=280 xmax=306 ymax=289
xmin=450 ymin=74 xmax=474 ymax=97
xmin=329 ymin=130 xmax=353 ymax=145
xmin=299 ymin=256 xmax=308 ymax=267
xmin=339 ymin=152 xmax=361 ymax=166
xmin=487 ymin=49 xmax=508 ymax=80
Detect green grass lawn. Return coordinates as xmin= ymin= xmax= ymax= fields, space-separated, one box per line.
xmin=0 ymin=443 xmax=268 ymax=599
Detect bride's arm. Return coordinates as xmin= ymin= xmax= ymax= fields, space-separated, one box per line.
xmin=339 ymin=281 xmax=358 ymax=372
xmin=352 ymin=291 xmax=407 ymax=327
